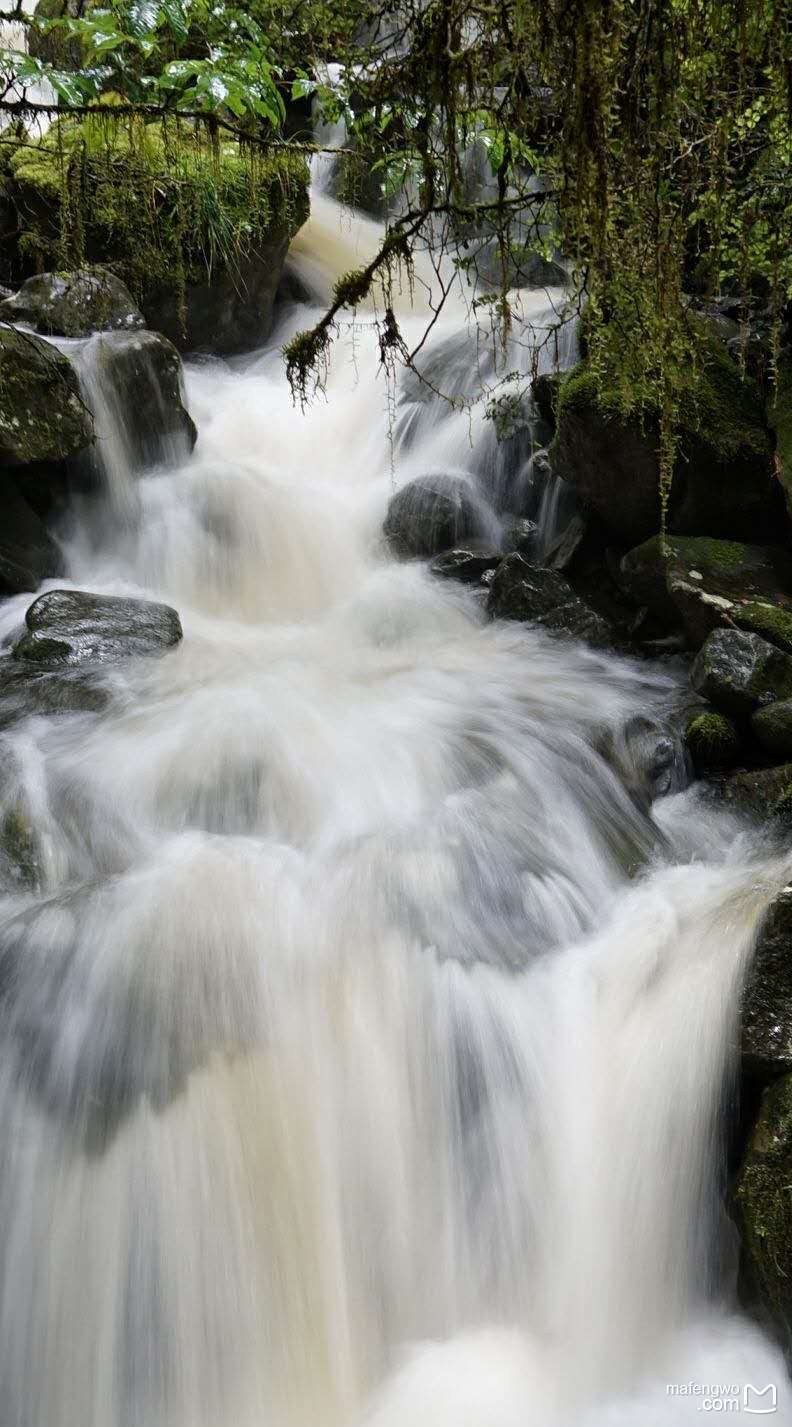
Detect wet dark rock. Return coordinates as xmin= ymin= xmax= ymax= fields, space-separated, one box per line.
xmin=742 ymin=889 xmax=792 ymax=1084
xmin=383 ymin=474 xmax=489 ymax=558
xmin=552 ymin=349 xmax=782 ymax=547
xmin=544 ymin=512 xmax=592 ymax=573
xmin=487 ymin=552 xmax=612 ymax=648
xmin=502 ymin=518 xmax=539 ymax=556
xmin=752 ymin=702 xmax=792 ymax=761
xmin=690 ymin=629 xmax=792 ymax=718
xmin=82 ymin=330 xmax=196 ymax=469
xmin=735 ymin=1071 xmax=792 ymax=1352
xmin=0 ymin=268 xmax=145 ymax=339
xmin=0 ymin=323 xmax=93 ymax=465
xmin=602 ymin=715 xmax=689 ymax=810
xmin=684 ymin=710 xmax=741 ymax=772
xmin=430 ymin=544 xmax=502 ymax=584
xmin=0 ymin=485 xmax=64 ymax=595
xmin=619 ymin=536 xmax=792 ymax=649
xmin=13 ymin=589 xmax=183 ymax=666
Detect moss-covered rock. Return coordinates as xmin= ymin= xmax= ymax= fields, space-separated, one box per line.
xmin=691 ymin=628 xmax=792 ymax=717
xmin=619 ymin=535 xmax=792 ymax=649
xmin=752 ymin=701 xmax=792 ymax=761
xmin=0 ymin=267 xmax=144 ymax=338
xmin=0 ymin=324 xmax=93 ymax=465
xmin=742 ymin=888 xmax=792 ymax=1083
xmin=552 ymin=343 xmax=782 ymax=546
xmin=711 ymin=764 xmax=792 ymax=822
xmin=735 ymin=1072 xmax=792 ymax=1351
xmin=0 ymin=119 xmax=310 ymax=354
xmin=684 ymin=710 xmax=740 ymax=772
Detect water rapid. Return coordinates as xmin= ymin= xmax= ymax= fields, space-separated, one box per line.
xmin=0 ymin=188 xmax=790 ymax=1426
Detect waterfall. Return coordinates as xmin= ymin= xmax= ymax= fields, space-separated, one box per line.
xmin=0 ymin=179 xmax=789 ymax=1427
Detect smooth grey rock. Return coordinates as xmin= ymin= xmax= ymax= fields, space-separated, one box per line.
xmin=13 ymin=589 xmax=183 ymax=666
xmin=0 ymin=323 xmax=93 ymax=465
xmin=0 ymin=268 xmax=144 ymax=338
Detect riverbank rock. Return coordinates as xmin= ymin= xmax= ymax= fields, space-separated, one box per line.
xmin=620 ymin=537 xmax=792 ymax=649
xmin=430 ymin=545 xmax=502 ymax=584
xmin=82 ymin=330 xmax=196 ymax=468
xmin=383 ymin=474 xmax=490 ymax=558
xmin=690 ymin=629 xmax=792 ymax=717
xmin=13 ymin=589 xmax=183 ymax=665
xmin=552 ymin=344 xmax=781 ymax=547
xmin=0 ymin=268 xmax=144 ymax=339
xmin=487 ymin=553 xmax=611 ymax=648
xmin=0 ymin=324 xmax=93 ymax=465
xmin=742 ymin=889 xmax=792 ymax=1083
xmin=735 ymin=1073 xmax=792 ymax=1352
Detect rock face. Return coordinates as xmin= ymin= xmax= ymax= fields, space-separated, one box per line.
xmin=487 ymin=553 xmax=611 ymax=647
xmin=735 ymin=1073 xmax=792 ymax=1352
xmin=383 ymin=474 xmax=490 ymax=558
xmin=0 ymin=324 xmax=93 ymax=465
xmin=0 ymin=268 xmax=144 ymax=339
xmin=81 ymin=331 xmax=197 ymax=469
xmin=742 ymin=890 xmax=792 ymax=1083
xmin=619 ymin=536 xmax=792 ymax=649
xmin=690 ymin=629 xmax=792 ymax=717
xmin=14 ymin=589 xmax=183 ymax=665
xmin=552 ymin=347 xmax=782 ymax=547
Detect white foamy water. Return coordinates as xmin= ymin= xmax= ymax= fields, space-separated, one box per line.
xmin=0 ymin=190 xmax=789 ymax=1427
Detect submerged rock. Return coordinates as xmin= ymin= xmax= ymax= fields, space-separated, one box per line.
xmin=690 ymin=629 xmax=792 ymax=717
xmin=0 ymin=267 xmax=144 ymax=339
xmin=383 ymin=474 xmax=488 ymax=558
xmin=619 ymin=536 xmax=792 ymax=649
xmin=735 ymin=1072 xmax=792 ymax=1351
xmin=487 ymin=553 xmax=611 ymax=648
xmin=81 ymin=330 xmax=197 ymax=469
xmin=0 ymin=657 xmax=109 ymax=730
xmin=552 ymin=346 xmax=782 ymax=547
xmin=430 ymin=545 xmax=502 ymax=584
xmin=13 ymin=589 xmax=183 ymax=666
xmin=0 ymin=323 xmax=93 ymax=465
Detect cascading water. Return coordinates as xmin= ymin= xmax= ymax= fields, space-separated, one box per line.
xmin=0 ymin=181 xmax=790 ymax=1427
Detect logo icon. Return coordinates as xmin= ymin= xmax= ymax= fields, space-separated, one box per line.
xmin=744 ymin=1384 xmax=777 ymax=1414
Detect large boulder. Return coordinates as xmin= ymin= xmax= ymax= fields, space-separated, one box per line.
xmin=620 ymin=536 xmax=792 ymax=649
xmin=684 ymin=710 xmax=741 ymax=772
xmin=383 ymin=474 xmax=491 ymax=557
xmin=690 ymin=629 xmax=792 ymax=717
xmin=487 ymin=553 xmax=612 ymax=648
xmin=552 ymin=345 xmax=782 ymax=547
xmin=735 ymin=1072 xmax=792 ymax=1351
xmin=742 ymin=889 xmax=792 ymax=1083
xmin=0 ymin=268 xmax=144 ymax=339
xmin=0 ymin=324 xmax=93 ymax=465
xmin=13 ymin=589 xmax=183 ymax=665
xmin=79 ymin=330 xmax=196 ymax=469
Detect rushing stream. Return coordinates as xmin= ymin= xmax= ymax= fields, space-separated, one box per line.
xmin=0 ymin=187 xmax=790 ymax=1426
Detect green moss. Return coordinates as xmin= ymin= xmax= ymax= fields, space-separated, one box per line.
xmin=0 ymin=806 xmax=39 ymax=887
xmin=685 ymin=711 xmax=740 ymax=771
xmin=733 ymin=602 xmax=792 ymax=654
xmin=2 ymin=118 xmax=310 ymax=310
xmin=736 ymin=1073 xmax=792 ymax=1346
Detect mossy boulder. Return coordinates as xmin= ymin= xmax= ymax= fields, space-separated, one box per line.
xmin=690 ymin=629 xmax=792 ymax=717
xmin=684 ymin=710 xmax=741 ymax=772
xmin=752 ymin=701 xmax=792 ymax=761
xmin=0 ymin=120 xmax=310 ymax=354
xmin=768 ymin=360 xmax=792 ymax=518
xmin=735 ymin=1072 xmax=792 ymax=1351
xmin=619 ymin=536 xmax=792 ymax=648
xmin=0 ymin=267 xmax=144 ymax=339
xmin=552 ymin=344 xmax=782 ymax=546
xmin=14 ymin=589 xmax=183 ymax=665
xmin=711 ymin=764 xmax=792 ymax=822
xmin=0 ymin=324 xmax=93 ymax=465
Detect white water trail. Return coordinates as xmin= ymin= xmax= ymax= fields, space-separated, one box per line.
xmin=0 ymin=190 xmax=789 ymax=1427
